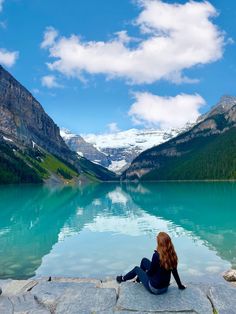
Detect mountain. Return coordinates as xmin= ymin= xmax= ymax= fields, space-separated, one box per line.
xmin=62 ymin=126 xmax=190 ymax=174
xmin=60 ymin=129 xmax=111 ymax=168
xmin=122 ymin=95 xmax=236 ymax=181
xmin=0 ymin=65 xmax=117 ymax=183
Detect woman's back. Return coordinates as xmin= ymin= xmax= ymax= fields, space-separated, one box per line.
xmin=148 ymin=251 xmax=182 ymax=289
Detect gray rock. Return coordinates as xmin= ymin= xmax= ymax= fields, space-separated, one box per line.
xmin=116 ymin=282 xmax=212 ymax=314
xmin=115 ymin=312 xmax=195 ymax=314
xmin=208 ymin=284 xmax=236 ymax=314
xmin=56 ymin=287 xmax=116 ymax=314
xmin=0 ymin=296 xmax=12 ymax=314
xmin=31 ymin=281 xmax=117 ymax=313
xmin=11 ymin=293 xmax=50 ymax=313
xmin=0 ymin=293 xmax=50 ymax=314
xmin=32 ymin=282 xmax=94 ymax=311
xmin=0 ymin=279 xmax=38 ymax=296
xmin=100 ymin=279 xmax=119 ymax=295
xmin=0 ymin=279 xmax=13 ymax=293
xmin=223 ymin=269 xmax=236 ymax=282
xmin=51 ymin=276 xmax=101 ymax=286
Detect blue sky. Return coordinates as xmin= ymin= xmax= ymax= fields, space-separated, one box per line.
xmin=1 ymin=0 xmax=236 ymax=134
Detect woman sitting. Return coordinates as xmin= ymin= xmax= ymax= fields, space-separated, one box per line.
xmin=116 ymin=231 xmax=186 ymax=294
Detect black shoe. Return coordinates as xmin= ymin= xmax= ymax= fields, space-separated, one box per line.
xmin=0 ymin=287 xmax=2 ymax=295
xmin=116 ymin=275 xmax=125 ymax=284
xmin=135 ymin=277 xmax=141 ymax=283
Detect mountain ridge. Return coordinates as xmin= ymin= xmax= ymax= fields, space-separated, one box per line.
xmin=122 ymin=95 xmax=236 ymax=181
xmin=0 ymin=65 xmax=117 ymax=183
xmin=61 ymin=125 xmax=192 ymax=173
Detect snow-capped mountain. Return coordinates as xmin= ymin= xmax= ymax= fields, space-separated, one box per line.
xmin=61 ymin=125 xmax=192 ymax=173
xmin=60 ymin=129 xmax=110 ymax=167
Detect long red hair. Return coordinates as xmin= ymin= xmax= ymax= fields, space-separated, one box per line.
xmin=157 ymin=232 xmax=178 ymax=270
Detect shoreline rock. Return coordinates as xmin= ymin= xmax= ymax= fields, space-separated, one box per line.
xmin=0 ymin=277 xmax=235 ymax=313
xmin=223 ymin=269 xmax=236 ymax=282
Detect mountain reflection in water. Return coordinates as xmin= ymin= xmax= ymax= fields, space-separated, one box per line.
xmin=0 ymin=182 xmax=235 ymax=281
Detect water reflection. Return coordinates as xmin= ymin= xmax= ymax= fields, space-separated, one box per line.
xmin=0 ymin=182 xmax=235 ymax=280
xmin=123 ymin=182 xmax=236 ymax=266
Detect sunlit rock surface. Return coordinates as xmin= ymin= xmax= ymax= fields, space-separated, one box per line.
xmin=0 ymin=277 xmax=235 ymax=313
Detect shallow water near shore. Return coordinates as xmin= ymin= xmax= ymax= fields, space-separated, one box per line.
xmin=0 ymin=182 xmax=235 ymax=283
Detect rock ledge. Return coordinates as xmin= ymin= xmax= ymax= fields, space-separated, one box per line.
xmin=0 ymin=277 xmax=235 ymax=313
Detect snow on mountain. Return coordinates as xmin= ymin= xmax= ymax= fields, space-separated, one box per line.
xmin=83 ymin=128 xmax=178 ymax=150
xmin=61 ymin=125 xmax=192 ymax=174
xmin=60 ymin=129 xmax=77 ymax=140
xmin=83 ymin=126 xmax=192 ymax=173
xmin=60 ymin=128 xmax=110 ymax=167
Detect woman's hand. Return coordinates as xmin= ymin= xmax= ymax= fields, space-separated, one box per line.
xmin=179 ymin=284 xmax=186 ymax=290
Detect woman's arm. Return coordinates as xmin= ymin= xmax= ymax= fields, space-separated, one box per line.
xmin=172 ymin=268 xmax=186 ymax=289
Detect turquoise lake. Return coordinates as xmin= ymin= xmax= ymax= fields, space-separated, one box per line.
xmin=0 ymin=182 xmax=235 ymax=284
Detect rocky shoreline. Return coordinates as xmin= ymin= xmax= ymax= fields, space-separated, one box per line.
xmin=0 ymin=276 xmax=236 ymax=313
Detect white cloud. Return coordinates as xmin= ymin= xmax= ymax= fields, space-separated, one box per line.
xmin=0 ymin=21 xmax=7 ymax=29
xmin=32 ymin=88 xmax=40 ymax=95
xmin=41 ymin=0 xmax=224 ymax=84
xmin=0 ymin=2 xmax=19 ymax=67
xmin=0 ymin=49 xmax=18 ymax=67
xmin=107 ymin=122 xmax=119 ymax=133
xmin=41 ymin=75 xmax=62 ymax=88
xmin=0 ymin=0 xmax=4 ymax=12
xmin=41 ymin=26 xmax=58 ymax=49
xmin=129 ymin=92 xmax=206 ymax=129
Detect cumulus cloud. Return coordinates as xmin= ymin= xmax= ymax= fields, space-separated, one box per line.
xmin=107 ymin=122 xmax=119 ymax=133
xmin=0 ymin=21 xmax=7 ymax=29
xmin=41 ymin=0 xmax=224 ymax=84
xmin=129 ymin=92 xmax=206 ymax=129
xmin=0 ymin=2 xmax=19 ymax=67
xmin=0 ymin=0 xmax=4 ymax=12
xmin=0 ymin=49 xmax=18 ymax=67
xmin=41 ymin=26 xmax=58 ymax=49
xmin=41 ymin=75 xmax=62 ymax=88
xmin=32 ymin=88 xmax=40 ymax=95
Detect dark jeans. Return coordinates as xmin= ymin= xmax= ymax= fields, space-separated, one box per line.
xmin=123 ymin=257 xmax=168 ymax=295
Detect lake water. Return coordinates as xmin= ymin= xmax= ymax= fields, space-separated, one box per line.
xmin=0 ymin=182 xmax=235 ymax=284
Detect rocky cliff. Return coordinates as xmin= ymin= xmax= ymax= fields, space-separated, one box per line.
xmin=60 ymin=129 xmax=111 ymax=168
xmin=0 ymin=66 xmax=71 ymax=158
xmin=0 ymin=65 xmax=117 ymax=183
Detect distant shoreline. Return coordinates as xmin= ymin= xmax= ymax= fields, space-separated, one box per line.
xmin=1 ymin=179 xmax=236 ymax=187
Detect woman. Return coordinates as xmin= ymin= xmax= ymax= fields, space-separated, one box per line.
xmin=116 ymin=232 xmax=186 ymax=294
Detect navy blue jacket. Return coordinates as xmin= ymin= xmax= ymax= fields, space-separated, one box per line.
xmin=147 ymin=251 xmax=183 ymax=289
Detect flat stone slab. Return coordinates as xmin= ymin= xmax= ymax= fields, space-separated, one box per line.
xmin=0 ymin=293 xmax=50 ymax=314
xmin=116 ymin=282 xmax=213 ymax=314
xmin=50 ymin=276 xmax=102 ymax=286
xmin=115 ymin=310 xmax=196 ymax=314
xmin=0 ymin=278 xmax=235 ymax=313
xmin=0 ymin=279 xmax=38 ymax=296
xmin=32 ymin=282 xmax=96 ymax=311
xmin=100 ymin=279 xmax=119 ymax=294
xmin=56 ymin=288 xmax=116 ymax=314
xmin=31 ymin=281 xmax=117 ymax=313
xmin=208 ymin=284 xmax=236 ymax=314
xmin=0 ymin=296 xmax=12 ymax=314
